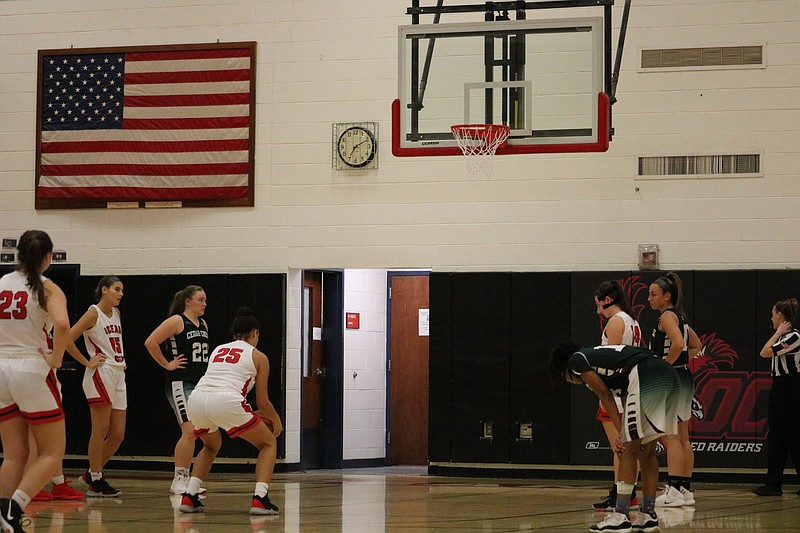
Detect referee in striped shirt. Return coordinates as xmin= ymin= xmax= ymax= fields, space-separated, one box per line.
xmin=753 ymin=298 xmax=800 ymax=496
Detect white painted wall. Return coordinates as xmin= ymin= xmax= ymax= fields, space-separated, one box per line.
xmin=343 ymin=269 xmax=387 ymax=461
xmin=2 ymin=1 xmax=799 ymax=464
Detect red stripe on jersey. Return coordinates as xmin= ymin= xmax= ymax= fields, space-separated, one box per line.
xmin=92 ymin=371 xmax=112 ymax=405
xmin=227 ymin=414 xmax=260 ymax=439
xmin=0 ymin=404 xmax=21 ymax=422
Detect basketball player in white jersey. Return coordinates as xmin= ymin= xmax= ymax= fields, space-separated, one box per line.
xmin=592 ymin=280 xmax=643 ymax=512
xmin=67 ymin=276 xmax=127 ymax=497
xmin=179 ymin=307 xmax=282 ymax=516
xmin=0 ymin=230 xmax=70 ymax=533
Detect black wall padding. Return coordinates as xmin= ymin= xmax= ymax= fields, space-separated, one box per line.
xmin=509 ymin=272 xmax=571 ymax=464
xmin=428 ymin=273 xmax=453 ymax=462
xmin=692 ymin=271 xmax=759 ymax=467
xmin=449 ymin=273 xmax=510 ymax=463
xmin=429 ymin=269 xmax=797 ymax=470
xmin=61 ymin=273 xmax=286 ymax=461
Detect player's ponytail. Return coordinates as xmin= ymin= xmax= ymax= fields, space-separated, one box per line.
xmin=594 ymin=279 xmax=634 ymax=317
xmin=94 ymin=276 xmax=121 ymax=302
xmin=775 ymin=298 xmax=799 ymax=327
xmin=231 ymin=307 xmax=260 ymax=339
xmin=654 ymin=272 xmax=685 ymax=317
xmin=168 ymin=285 xmax=204 ymax=316
xmin=16 ymin=230 xmax=53 ymax=308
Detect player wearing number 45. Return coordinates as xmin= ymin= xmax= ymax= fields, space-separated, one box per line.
xmin=66 ymin=276 xmax=127 ymax=498
xmin=144 ymin=285 xmax=209 ymax=496
xmin=179 ymin=307 xmax=283 ymax=516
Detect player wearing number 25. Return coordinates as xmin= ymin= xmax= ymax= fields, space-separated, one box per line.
xmin=144 ymin=285 xmax=209 ymax=495
xmin=67 ymin=276 xmax=126 ymax=497
xmin=179 ymin=307 xmax=283 ymax=516
xmin=0 ymin=230 xmax=70 ymax=532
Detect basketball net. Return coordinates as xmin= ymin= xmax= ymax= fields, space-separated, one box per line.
xmin=451 ymin=124 xmax=510 ymax=177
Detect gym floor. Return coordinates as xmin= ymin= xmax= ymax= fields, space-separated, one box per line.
xmin=24 ymin=467 xmax=800 ymax=532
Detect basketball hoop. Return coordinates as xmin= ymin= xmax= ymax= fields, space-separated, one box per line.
xmin=451 ymin=124 xmax=510 ymax=176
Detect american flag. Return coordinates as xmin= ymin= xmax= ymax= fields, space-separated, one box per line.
xmin=36 ymin=42 xmax=255 ymax=208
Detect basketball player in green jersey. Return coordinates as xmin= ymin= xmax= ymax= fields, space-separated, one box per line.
xmin=144 ymin=285 xmax=210 ymax=495
xmin=551 ymin=342 xmax=680 ymax=533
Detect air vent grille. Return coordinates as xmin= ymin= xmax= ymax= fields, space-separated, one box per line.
xmin=642 ymin=46 xmax=763 ymax=69
xmin=638 ymin=154 xmax=761 ymax=177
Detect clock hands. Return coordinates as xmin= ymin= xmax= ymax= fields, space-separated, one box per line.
xmin=349 ymin=139 xmax=370 ymax=157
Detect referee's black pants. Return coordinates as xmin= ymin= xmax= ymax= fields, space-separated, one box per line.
xmin=765 ymin=373 xmax=800 ymax=488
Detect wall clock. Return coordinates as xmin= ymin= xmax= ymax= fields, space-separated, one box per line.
xmin=333 ymin=122 xmax=378 ymax=170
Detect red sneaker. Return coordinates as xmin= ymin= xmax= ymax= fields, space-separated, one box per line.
xmin=33 ymin=489 xmax=54 ymax=501
xmin=51 ymin=480 xmax=85 ymax=500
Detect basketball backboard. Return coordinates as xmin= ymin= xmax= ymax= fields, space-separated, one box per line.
xmin=393 ymin=14 xmax=612 ymax=156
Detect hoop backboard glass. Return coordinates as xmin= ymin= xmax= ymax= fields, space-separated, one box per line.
xmin=393 ymin=17 xmax=609 ymax=156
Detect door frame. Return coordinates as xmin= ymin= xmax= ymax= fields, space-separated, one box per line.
xmin=385 ymin=270 xmax=431 ymax=463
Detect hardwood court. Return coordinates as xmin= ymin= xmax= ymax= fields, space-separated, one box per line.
xmin=22 ymin=467 xmax=800 ymax=532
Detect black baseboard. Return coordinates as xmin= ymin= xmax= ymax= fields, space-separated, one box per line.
xmin=341 ymin=457 xmax=389 ymax=469
xmin=428 ymin=464 xmax=766 ymax=484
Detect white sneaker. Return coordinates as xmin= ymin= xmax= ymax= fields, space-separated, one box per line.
xmin=678 ymin=487 xmax=695 ymax=506
xmin=655 ymin=486 xmax=685 ymax=507
xmin=631 ymin=510 xmax=659 ymax=532
xmin=589 ymin=511 xmax=632 ymax=533
xmin=170 ymin=474 xmax=188 ymax=495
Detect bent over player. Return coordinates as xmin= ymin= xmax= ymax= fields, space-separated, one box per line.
xmin=179 ymin=307 xmax=283 ymax=516
xmin=550 ymin=342 xmax=680 ymax=533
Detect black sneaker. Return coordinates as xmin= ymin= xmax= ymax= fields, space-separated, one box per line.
xmin=593 ymin=485 xmax=617 ymax=511
xmin=179 ymin=492 xmax=205 ymax=513
xmin=86 ymin=477 xmax=121 ymax=497
xmin=250 ymin=493 xmax=279 ymax=515
xmin=752 ymin=484 xmax=782 ymax=496
xmin=0 ymin=498 xmax=26 ymax=533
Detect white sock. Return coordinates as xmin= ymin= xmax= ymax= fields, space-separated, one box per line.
xmin=90 ymin=471 xmax=103 ymax=482
xmin=12 ymin=489 xmax=31 ymax=511
xmin=187 ymin=476 xmax=203 ymax=496
xmin=175 ymin=467 xmax=189 ymax=478
xmin=52 ymin=474 xmax=65 ymax=486
xmin=254 ymin=482 xmax=269 ymax=497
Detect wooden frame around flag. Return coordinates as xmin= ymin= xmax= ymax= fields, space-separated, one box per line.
xmin=35 ymin=41 xmax=256 ymax=209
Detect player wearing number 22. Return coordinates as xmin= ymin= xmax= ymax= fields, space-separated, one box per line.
xmin=180 ymin=307 xmax=283 ymax=516
xmin=144 ymin=285 xmax=210 ymax=495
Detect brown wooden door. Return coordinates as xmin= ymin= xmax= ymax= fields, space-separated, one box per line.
xmin=302 ymin=271 xmax=324 ymax=468
xmin=389 ymin=274 xmax=430 ymax=465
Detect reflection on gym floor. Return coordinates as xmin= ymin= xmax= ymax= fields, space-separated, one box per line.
xmin=21 ymin=468 xmax=800 ymax=532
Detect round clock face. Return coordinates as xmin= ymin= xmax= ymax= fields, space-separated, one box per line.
xmin=337 ymin=126 xmax=376 ymax=168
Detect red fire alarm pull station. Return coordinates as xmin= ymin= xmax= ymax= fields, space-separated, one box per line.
xmin=346 ymin=313 xmax=360 ymax=329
